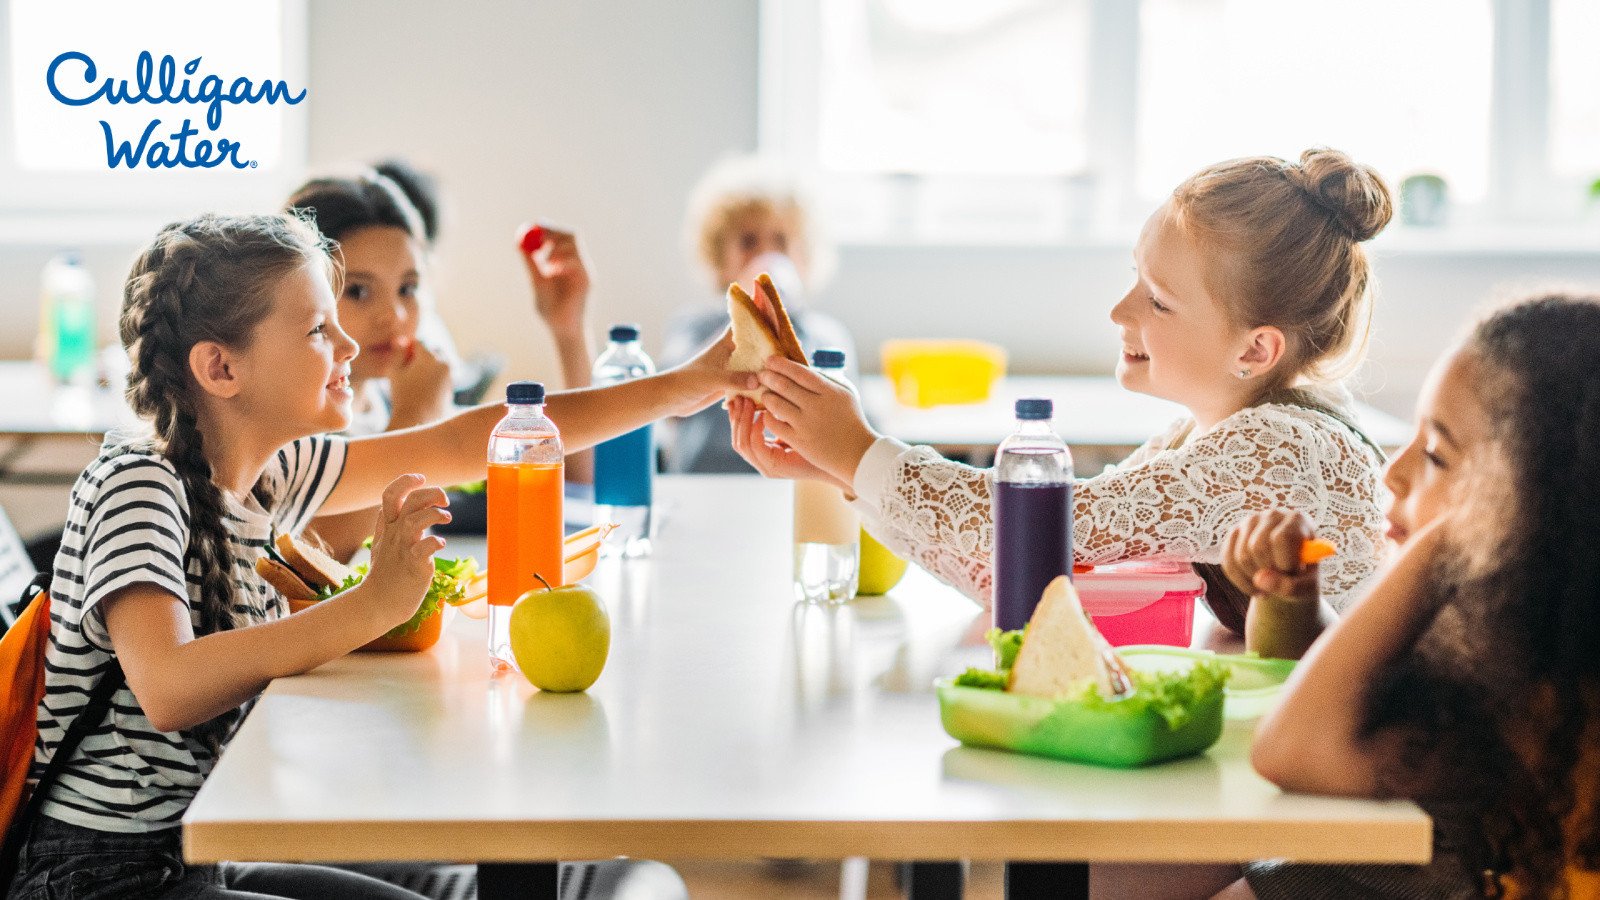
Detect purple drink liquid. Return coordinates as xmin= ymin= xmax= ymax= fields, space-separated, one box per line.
xmin=993 ymin=480 xmax=1074 ymax=631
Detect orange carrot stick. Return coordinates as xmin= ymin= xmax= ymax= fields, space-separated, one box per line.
xmin=1300 ymin=538 xmax=1336 ymax=566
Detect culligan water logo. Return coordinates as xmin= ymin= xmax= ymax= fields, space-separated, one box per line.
xmin=45 ymin=50 xmax=306 ymax=170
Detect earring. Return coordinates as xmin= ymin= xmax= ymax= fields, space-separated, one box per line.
xmin=1236 ymin=368 xmax=1251 ymax=379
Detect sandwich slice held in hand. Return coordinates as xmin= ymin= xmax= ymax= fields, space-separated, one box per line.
xmin=726 ymin=275 xmax=807 ymax=406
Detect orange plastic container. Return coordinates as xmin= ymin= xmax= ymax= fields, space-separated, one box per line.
xmin=285 ymin=597 xmax=448 ymax=653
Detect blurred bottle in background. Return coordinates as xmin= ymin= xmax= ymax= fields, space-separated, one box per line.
xmin=38 ymin=252 xmax=96 ymax=385
xmin=591 ymin=324 xmax=656 ymax=557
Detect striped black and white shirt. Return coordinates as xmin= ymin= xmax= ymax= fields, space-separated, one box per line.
xmin=34 ymin=434 xmax=346 ymax=833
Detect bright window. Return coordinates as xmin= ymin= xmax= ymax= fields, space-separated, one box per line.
xmin=764 ymin=0 xmax=1586 ymax=243
xmin=816 ymin=0 xmax=1089 ymax=177
xmin=1550 ymin=0 xmax=1600 ymax=180
xmin=1136 ymin=0 xmax=1493 ymax=202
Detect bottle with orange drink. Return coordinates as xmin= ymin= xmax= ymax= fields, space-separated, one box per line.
xmin=487 ymin=381 xmax=564 ymax=673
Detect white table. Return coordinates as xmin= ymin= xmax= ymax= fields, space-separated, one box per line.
xmin=861 ymin=375 xmax=1412 ymax=467
xmin=0 ymin=361 xmax=139 ymax=485
xmin=183 ymin=477 xmax=1429 ymax=899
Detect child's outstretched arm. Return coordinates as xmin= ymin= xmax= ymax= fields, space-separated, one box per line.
xmin=100 ymin=476 xmax=443 ymax=734
xmin=1251 ymin=519 xmax=1449 ymax=797
xmin=1221 ymin=509 xmax=1337 ymax=660
xmin=323 ymin=329 xmax=752 ymax=514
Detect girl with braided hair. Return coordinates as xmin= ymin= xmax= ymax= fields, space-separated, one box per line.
xmin=7 ymin=212 xmax=742 ymax=899
xmin=731 ymin=147 xmax=1395 ymax=629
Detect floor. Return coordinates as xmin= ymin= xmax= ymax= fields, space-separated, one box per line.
xmin=664 ymin=860 xmax=1006 ymax=899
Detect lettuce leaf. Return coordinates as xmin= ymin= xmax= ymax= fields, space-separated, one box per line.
xmin=312 ymin=556 xmax=479 ymax=639
xmin=946 ymin=653 xmax=1230 ymax=731
xmin=987 ymin=627 xmax=1025 ymax=670
xmin=1069 ymin=661 xmax=1230 ymax=729
xmin=953 ymin=667 xmax=1010 ymax=690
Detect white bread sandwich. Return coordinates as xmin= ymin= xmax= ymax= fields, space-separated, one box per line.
xmin=254 ymin=532 xmax=356 ymax=600
xmin=727 ymin=272 xmax=808 ymax=405
xmin=1008 ymin=575 xmax=1132 ymax=700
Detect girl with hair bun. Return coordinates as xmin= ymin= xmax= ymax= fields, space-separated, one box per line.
xmin=732 ymin=148 xmax=1395 ymax=624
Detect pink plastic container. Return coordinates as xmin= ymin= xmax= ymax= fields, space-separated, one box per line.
xmin=1077 ymin=560 xmax=1205 ymax=648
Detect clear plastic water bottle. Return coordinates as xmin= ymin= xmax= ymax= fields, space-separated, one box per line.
xmin=793 ymin=349 xmax=860 ymax=604
xmin=591 ymin=324 xmax=656 ymax=558
xmin=487 ymin=381 xmax=565 ymax=674
xmin=992 ymin=398 xmax=1074 ymax=631
xmin=39 ymin=252 xmax=96 ymax=385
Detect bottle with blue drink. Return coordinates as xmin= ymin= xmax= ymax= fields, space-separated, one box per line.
xmin=38 ymin=252 xmax=96 ymax=385
xmin=992 ymin=398 xmax=1075 ymax=632
xmin=592 ymin=324 xmax=656 ymax=557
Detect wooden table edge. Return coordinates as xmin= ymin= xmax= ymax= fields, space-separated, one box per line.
xmin=184 ymin=817 xmax=1432 ymax=865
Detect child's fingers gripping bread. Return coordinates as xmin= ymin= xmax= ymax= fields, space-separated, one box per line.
xmin=726 ymin=276 xmax=807 ymax=406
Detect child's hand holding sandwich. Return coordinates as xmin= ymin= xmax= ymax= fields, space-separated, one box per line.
xmin=721 ymin=273 xmax=880 ymax=492
xmin=730 ymin=358 xmax=878 ymax=492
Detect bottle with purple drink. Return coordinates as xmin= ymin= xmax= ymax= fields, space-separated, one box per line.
xmin=992 ymin=398 xmax=1075 ymax=632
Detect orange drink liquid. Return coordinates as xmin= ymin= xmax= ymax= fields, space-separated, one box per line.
xmin=487 ymin=461 xmax=565 ymax=607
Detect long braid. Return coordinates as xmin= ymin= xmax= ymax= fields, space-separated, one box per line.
xmin=123 ymin=243 xmax=238 ymax=638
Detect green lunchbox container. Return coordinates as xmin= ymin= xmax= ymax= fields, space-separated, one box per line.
xmin=1120 ymin=646 xmax=1298 ymax=720
xmin=935 ymin=647 xmax=1296 ymax=768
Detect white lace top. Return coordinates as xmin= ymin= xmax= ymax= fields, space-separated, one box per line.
xmin=851 ymin=403 xmax=1388 ymax=613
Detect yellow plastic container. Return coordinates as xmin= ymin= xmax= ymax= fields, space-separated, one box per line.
xmin=880 ymin=340 xmax=1006 ymax=408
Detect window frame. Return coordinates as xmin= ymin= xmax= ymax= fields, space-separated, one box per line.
xmin=761 ymin=0 xmax=1591 ymax=246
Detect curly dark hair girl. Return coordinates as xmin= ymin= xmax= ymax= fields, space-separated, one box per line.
xmin=1362 ymin=292 xmax=1600 ymax=897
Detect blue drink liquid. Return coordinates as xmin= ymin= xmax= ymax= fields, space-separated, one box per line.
xmin=594 ymin=424 xmax=653 ymax=507
xmin=992 ymin=480 xmax=1074 ymax=632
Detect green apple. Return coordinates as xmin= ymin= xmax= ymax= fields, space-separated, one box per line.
xmin=509 ymin=578 xmax=611 ymax=692
xmin=857 ymin=527 xmax=910 ymax=595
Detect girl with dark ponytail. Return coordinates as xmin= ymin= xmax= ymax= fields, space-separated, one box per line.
xmin=8 ymin=212 xmax=742 ymax=899
xmin=287 ymin=166 xmax=602 ymax=560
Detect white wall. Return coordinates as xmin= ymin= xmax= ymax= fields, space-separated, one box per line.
xmin=1 ymin=2 xmax=1598 ymax=485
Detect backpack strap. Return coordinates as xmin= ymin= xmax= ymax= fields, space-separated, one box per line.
xmin=0 ymin=573 xmax=126 ymax=888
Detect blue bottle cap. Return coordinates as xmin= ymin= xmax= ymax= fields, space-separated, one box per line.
xmin=1015 ymin=398 xmax=1053 ymax=420
xmin=609 ymin=324 xmax=640 ymax=342
xmin=506 ymin=380 xmax=545 ymax=404
xmin=811 ymin=348 xmax=846 ymax=369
